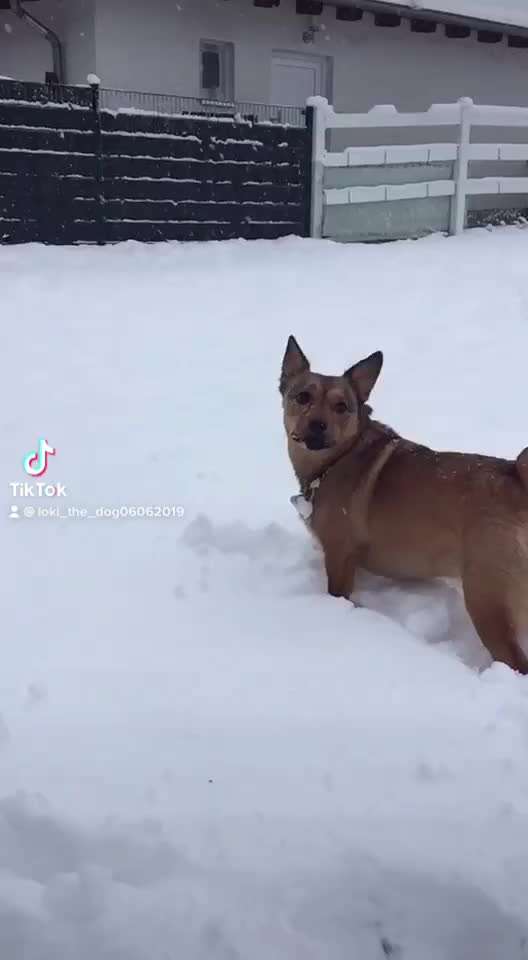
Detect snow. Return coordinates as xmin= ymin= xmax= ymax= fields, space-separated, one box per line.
xmin=4 ymin=227 xmax=528 ymax=957
xmin=383 ymin=0 xmax=528 ymax=30
xmin=320 ymin=100 xmax=528 ymax=131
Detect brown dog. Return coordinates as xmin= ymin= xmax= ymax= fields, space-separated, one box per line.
xmin=281 ymin=335 xmax=528 ymax=674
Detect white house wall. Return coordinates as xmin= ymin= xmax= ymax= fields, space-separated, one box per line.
xmin=62 ymin=0 xmax=95 ymax=84
xmin=0 ymin=0 xmax=95 ymax=84
xmin=94 ymin=0 xmax=288 ymax=102
xmin=330 ymin=13 xmax=528 ymax=110
xmin=0 ymin=0 xmax=63 ymax=82
xmin=94 ymin=0 xmax=528 ymax=110
xmin=0 ymin=0 xmax=527 ymax=111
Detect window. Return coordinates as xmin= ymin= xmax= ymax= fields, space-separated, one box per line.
xmin=200 ymin=40 xmax=234 ymax=101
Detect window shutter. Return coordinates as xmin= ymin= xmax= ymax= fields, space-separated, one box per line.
xmin=202 ymin=49 xmax=220 ymax=89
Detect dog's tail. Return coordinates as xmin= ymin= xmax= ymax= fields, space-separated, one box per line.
xmin=515 ymin=447 xmax=528 ymax=490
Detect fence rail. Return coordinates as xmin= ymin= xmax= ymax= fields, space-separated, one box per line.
xmin=0 ymin=78 xmax=93 ymax=108
xmin=99 ymin=87 xmax=305 ymax=127
xmin=309 ymin=96 xmax=528 ymax=242
xmin=0 ymin=79 xmax=305 ymax=126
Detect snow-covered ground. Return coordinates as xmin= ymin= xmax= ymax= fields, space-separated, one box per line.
xmin=3 ymin=227 xmax=528 ymax=958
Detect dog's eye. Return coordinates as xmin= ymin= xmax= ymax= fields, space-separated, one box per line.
xmin=296 ymin=391 xmax=311 ymax=405
xmin=334 ymin=401 xmax=348 ymax=414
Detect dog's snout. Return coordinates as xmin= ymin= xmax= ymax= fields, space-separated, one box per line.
xmin=304 ymin=419 xmax=328 ymax=450
xmin=309 ymin=419 xmax=327 ymax=434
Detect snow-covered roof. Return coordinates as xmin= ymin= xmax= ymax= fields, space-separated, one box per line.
xmin=380 ymin=1 xmax=528 ymax=31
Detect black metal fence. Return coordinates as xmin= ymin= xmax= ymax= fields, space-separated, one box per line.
xmin=0 ymin=79 xmax=311 ymax=245
xmin=0 ymin=78 xmax=93 ymax=107
xmin=99 ymin=87 xmax=306 ymax=128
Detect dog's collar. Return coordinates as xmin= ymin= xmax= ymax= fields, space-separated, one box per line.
xmin=302 ymin=474 xmax=322 ymax=500
xmin=290 ymin=427 xmax=400 ymax=524
xmin=290 ymin=474 xmax=325 ymax=523
xmin=291 ymin=441 xmax=354 ymax=522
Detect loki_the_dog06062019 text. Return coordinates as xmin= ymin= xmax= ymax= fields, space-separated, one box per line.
xmin=280 ymin=335 xmax=528 ymax=674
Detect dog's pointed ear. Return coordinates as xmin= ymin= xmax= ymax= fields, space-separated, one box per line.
xmin=280 ymin=335 xmax=309 ymax=394
xmin=344 ymin=351 xmax=383 ymax=402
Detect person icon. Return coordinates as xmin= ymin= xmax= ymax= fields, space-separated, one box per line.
xmin=9 ymin=505 xmax=19 ymax=519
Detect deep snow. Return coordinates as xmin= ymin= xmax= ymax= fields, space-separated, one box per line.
xmin=3 ymin=228 xmax=528 ymax=958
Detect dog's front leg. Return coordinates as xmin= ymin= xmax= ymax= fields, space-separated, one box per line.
xmin=324 ymin=547 xmax=360 ymax=602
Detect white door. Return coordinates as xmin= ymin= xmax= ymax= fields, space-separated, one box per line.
xmin=271 ymin=52 xmax=327 ymax=107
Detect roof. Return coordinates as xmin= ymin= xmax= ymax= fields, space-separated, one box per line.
xmin=371 ymin=0 xmax=528 ymax=31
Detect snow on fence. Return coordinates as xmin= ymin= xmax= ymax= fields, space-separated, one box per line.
xmin=308 ymin=97 xmax=528 ymax=242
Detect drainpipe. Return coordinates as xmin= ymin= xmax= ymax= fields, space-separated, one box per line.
xmin=11 ymin=0 xmax=65 ymax=83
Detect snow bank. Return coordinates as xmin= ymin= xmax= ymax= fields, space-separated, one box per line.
xmin=3 ymin=227 xmax=528 ymax=957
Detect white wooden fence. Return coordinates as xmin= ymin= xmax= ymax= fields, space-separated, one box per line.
xmin=308 ymin=96 xmax=528 ymax=241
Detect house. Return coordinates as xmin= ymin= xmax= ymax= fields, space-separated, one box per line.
xmin=1 ymin=0 xmax=528 ymax=112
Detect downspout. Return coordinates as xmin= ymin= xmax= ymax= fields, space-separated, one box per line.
xmin=10 ymin=0 xmax=65 ymax=83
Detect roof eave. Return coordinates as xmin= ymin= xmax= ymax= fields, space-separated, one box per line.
xmin=325 ymin=0 xmax=528 ymax=39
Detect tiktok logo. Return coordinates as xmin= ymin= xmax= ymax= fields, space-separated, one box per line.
xmin=23 ymin=438 xmax=56 ymax=478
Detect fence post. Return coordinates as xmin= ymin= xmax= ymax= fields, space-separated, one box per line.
xmin=303 ymin=104 xmax=314 ymax=238
xmin=306 ymin=96 xmax=328 ymax=238
xmin=450 ymin=96 xmax=473 ymax=237
xmin=88 ymin=73 xmax=105 ymax=245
